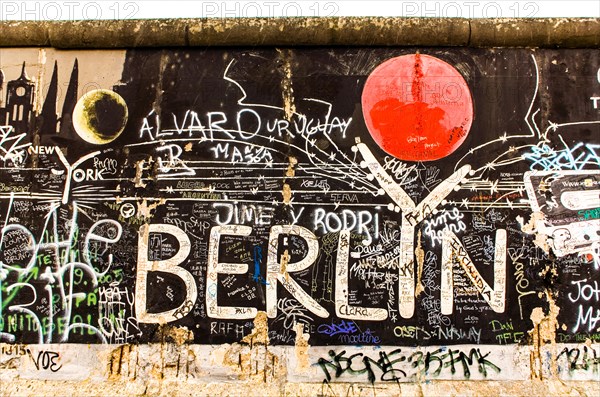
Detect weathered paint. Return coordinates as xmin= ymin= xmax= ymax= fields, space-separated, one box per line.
xmin=0 ymin=44 xmax=599 ymax=396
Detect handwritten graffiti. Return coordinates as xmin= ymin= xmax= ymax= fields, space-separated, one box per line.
xmin=317 ymin=347 xmax=501 ymax=383
xmin=29 ymin=349 xmax=62 ymax=372
xmin=1 ymin=201 xmax=121 ymax=343
xmin=0 ymin=126 xmax=30 ymax=166
xmin=524 ymin=142 xmax=600 ymax=171
xmin=317 ymin=320 xmax=358 ymax=336
xmin=317 ymin=349 xmax=407 ymax=383
xmin=557 ymin=346 xmax=600 ymax=374
xmin=0 ymin=47 xmax=597 ymax=357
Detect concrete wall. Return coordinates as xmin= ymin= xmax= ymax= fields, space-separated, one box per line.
xmin=0 ymin=18 xmax=599 ymax=397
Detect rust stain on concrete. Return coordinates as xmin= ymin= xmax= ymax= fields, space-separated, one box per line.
xmin=107 ymin=345 xmax=131 ymax=380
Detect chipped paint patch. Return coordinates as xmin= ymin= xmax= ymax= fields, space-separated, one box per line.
xmin=280 ymin=249 xmax=290 ymax=277
xmin=529 ymin=292 xmax=561 ymax=379
xmin=242 ymin=311 xmax=269 ymax=346
xmin=293 ymin=322 xmax=310 ymax=372
xmin=137 ymin=198 xmax=166 ymax=219
xmin=286 ymin=156 xmax=297 ymax=177
xmin=213 ymin=312 xmax=280 ymax=382
xmin=133 ymin=158 xmax=148 ymax=188
xmin=415 ymin=230 xmax=425 ymax=297
xmin=160 ymin=324 xmax=194 ymax=346
xmin=282 ymin=183 xmax=292 ymax=204
xmin=278 ymin=48 xmax=296 ymax=121
xmin=517 ymin=212 xmax=550 ymax=253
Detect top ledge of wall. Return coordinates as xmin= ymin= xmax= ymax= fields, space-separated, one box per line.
xmin=0 ymin=17 xmax=599 ymax=48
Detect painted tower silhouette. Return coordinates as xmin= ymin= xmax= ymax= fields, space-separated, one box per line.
xmin=59 ymin=59 xmax=78 ymax=139
xmin=4 ymin=62 xmax=35 ymax=134
xmin=38 ymin=61 xmax=59 ymax=141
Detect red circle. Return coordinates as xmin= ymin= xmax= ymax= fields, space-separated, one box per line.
xmin=361 ymin=54 xmax=473 ymax=161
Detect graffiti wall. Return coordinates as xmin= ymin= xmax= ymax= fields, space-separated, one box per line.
xmin=0 ymin=47 xmax=598 ymax=384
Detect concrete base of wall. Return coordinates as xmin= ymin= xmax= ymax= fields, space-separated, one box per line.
xmin=4 ymin=379 xmax=598 ymax=397
xmin=2 ymin=342 xmax=599 ymax=396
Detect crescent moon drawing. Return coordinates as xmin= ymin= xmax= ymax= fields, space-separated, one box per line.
xmin=72 ymin=89 xmax=128 ymax=145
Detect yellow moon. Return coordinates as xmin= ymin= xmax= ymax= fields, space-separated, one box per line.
xmin=72 ymin=89 xmax=128 ymax=145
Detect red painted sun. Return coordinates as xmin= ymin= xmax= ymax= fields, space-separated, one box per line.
xmin=361 ymin=54 xmax=473 ymax=162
